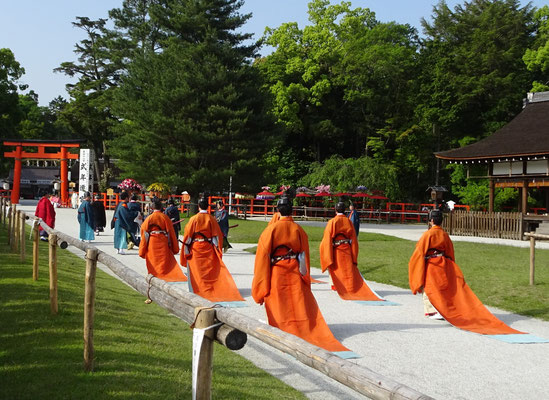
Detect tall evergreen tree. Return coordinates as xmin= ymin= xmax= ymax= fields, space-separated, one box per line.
xmin=55 ymin=17 xmax=122 ymax=183
xmin=110 ymin=0 xmax=273 ymax=194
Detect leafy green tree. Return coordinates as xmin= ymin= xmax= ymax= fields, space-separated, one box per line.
xmin=110 ymin=0 xmax=274 ymax=196
xmin=299 ymin=155 xmax=401 ymax=201
xmin=0 ymin=48 xmax=26 ymax=175
xmin=523 ymin=5 xmax=549 ymax=91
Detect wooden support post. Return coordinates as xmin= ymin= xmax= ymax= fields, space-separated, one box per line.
xmin=33 ymin=221 xmax=39 ymax=280
xmin=192 ymin=307 xmax=216 ymax=400
xmin=20 ymin=211 xmax=25 ymax=262
xmin=7 ymin=203 xmax=12 ymax=245
xmin=489 ymin=179 xmax=495 ymax=213
xmin=49 ymin=233 xmax=58 ymax=314
xmin=522 ymin=180 xmax=528 ymax=215
xmin=530 ymin=236 xmax=535 ymax=286
xmin=0 ymin=197 xmax=4 ymax=225
xmin=84 ymin=248 xmax=98 ymax=372
xmin=13 ymin=209 xmax=20 ymax=252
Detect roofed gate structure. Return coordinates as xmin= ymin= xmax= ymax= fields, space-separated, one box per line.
xmin=436 ymin=91 xmax=549 ymax=214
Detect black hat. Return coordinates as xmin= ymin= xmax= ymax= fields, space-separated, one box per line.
xmin=428 ymin=209 xmax=443 ymax=224
xmin=198 ymin=198 xmax=209 ymax=210
xmin=335 ymin=202 xmax=346 ymax=213
xmin=277 ymin=197 xmax=290 ymax=207
xmin=167 ymin=198 xmax=175 ymax=205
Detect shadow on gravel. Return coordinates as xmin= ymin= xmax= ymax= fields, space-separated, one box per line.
xmin=329 ymin=322 xmax=448 ymax=340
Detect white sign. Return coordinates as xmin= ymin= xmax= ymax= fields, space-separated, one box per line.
xmin=192 ymin=327 xmax=206 ymax=400
xmin=78 ymin=149 xmax=95 ymax=200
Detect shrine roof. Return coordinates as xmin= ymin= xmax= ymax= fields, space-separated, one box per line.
xmin=436 ymin=95 xmax=549 ymax=161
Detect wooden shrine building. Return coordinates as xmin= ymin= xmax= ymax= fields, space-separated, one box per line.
xmin=436 ymin=91 xmax=549 ymax=214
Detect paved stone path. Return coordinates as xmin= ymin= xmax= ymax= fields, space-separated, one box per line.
xmin=17 ymin=201 xmax=549 ymax=400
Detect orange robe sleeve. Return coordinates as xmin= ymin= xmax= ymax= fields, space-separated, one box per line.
xmin=408 ymin=230 xmax=431 ymax=295
xmin=319 ymin=219 xmax=335 ymax=273
xmin=252 ymin=226 xmax=273 ymax=304
xmin=180 ymin=216 xmax=196 ymax=266
xmin=138 ymin=216 xmax=150 ymax=259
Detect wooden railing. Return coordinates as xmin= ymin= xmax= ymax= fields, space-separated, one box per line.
xmin=0 ymin=196 xmax=433 ymax=400
xmin=443 ymin=211 xmax=523 ymax=240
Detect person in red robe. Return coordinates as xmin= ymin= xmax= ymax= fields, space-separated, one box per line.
xmin=180 ymin=198 xmax=244 ymax=302
xmin=139 ymin=199 xmax=187 ymax=282
xmin=253 ymin=197 xmax=351 ymax=354
xmin=320 ymin=202 xmax=384 ymax=301
xmin=35 ymin=190 xmax=55 ymax=241
xmin=409 ymin=209 xmax=523 ymax=335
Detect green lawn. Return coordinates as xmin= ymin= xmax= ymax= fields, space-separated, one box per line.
xmin=0 ymin=225 xmax=305 ymax=400
xmin=227 ymin=217 xmax=549 ymax=321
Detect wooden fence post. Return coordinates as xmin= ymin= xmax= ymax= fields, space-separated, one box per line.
xmin=84 ymin=248 xmax=98 ymax=372
xmin=49 ymin=233 xmax=58 ymax=314
xmin=529 ymin=236 xmax=535 ymax=286
xmin=192 ymin=307 xmax=216 ymax=400
xmin=7 ymin=204 xmax=13 ymax=245
xmin=33 ymin=220 xmax=39 ymax=281
xmin=0 ymin=197 xmax=4 ymax=225
xmin=14 ymin=209 xmax=20 ymax=252
xmin=20 ymin=211 xmax=25 ymax=262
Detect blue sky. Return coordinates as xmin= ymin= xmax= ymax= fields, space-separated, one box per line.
xmin=0 ymin=0 xmax=546 ymax=105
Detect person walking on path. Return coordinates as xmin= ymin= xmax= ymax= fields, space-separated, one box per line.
xmin=91 ymin=194 xmax=106 ymax=235
xmin=113 ymin=192 xmax=138 ymax=255
xmin=348 ymin=202 xmax=360 ymax=237
xmin=253 ymin=197 xmax=353 ymax=356
xmin=35 ymin=190 xmax=56 ymax=241
xmin=140 ymin=199 xmax=187 ymax=282
xmin=77 ymin=192 xmax=95 ymax=242
xmin=320 ymin=201 xmax=385 ymax=301
xmin=408 ymin=209 xmax=524 ymax=335
xmin=127 ymin=194 xmax=142 ymax=248
xmin=164 ymin=198 xmax=181 ymax=237
xmin=180 ymin=198 xmax=244 ymax=302
xmin=215 ymin=200 xmax=232 ymax=253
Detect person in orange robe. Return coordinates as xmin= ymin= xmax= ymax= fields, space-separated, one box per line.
xmin=180 ymin=198 xmax=244 ymax=302
xmin=320 ymin=202 xmax=384 ymax=301
xmin=253 ymin=197 xmax=351 ymax=354
xmin=139 ymin=199 xmax=187 ymax=282
xmin=409 ymin=209 xmax=523 ymax=335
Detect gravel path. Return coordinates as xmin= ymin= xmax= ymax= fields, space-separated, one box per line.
xmin=18 ymin=201 xmax=549 ymax=400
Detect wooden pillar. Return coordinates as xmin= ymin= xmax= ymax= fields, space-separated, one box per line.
xmin=49 ymin=233 xmax=58 ymax=314
xmin=33 ymin=220 xmax=39 ymax=280
xmin=192 ymin=307 xmax=216 ymax=400
xmin=529 ymin=236 xmax=535 ymax=286
xmin=488 ymin=179 xmax=495 ymax=213
xmin=10 ymin=145 xmax=22 ymax=204
xmin=13 ymin=209 xmax=20 ymax=252
xmin=522 ymin=180 xmax=528 ymax=214
xmin=7 ymin=203 xmax=13 ymax=246
xmin=84 ymin=248 xmax=98 ymax=372
xmin=0 ymin=197 xmax=4 ymax=225
xmin=545 ymin=188 xmax=549 ymax=213
xmin=20 ymin=211 xmax=25 ymax=262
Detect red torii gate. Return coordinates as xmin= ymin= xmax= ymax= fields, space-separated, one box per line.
xmin=3 ymin=140 xmax=81 ymax=206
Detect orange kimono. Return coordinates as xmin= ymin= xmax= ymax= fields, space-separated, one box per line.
xmin=409 ymin=225 xmax=522 ymax=335
xmin=268 ymin=212 xmax=280 ymax=225
xmin=320 ymin=214 xmax=383 ymax=301
xmin=139 ymin=210 xmax=187 ymax=282
xmin=181 ymin=211 xmax=244 ymax=302
xmin=253 ymin=216 xmax=349 ymax=353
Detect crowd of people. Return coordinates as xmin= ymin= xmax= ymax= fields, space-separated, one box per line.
xmin=33 ymin=191 xmax=526 ymax=355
